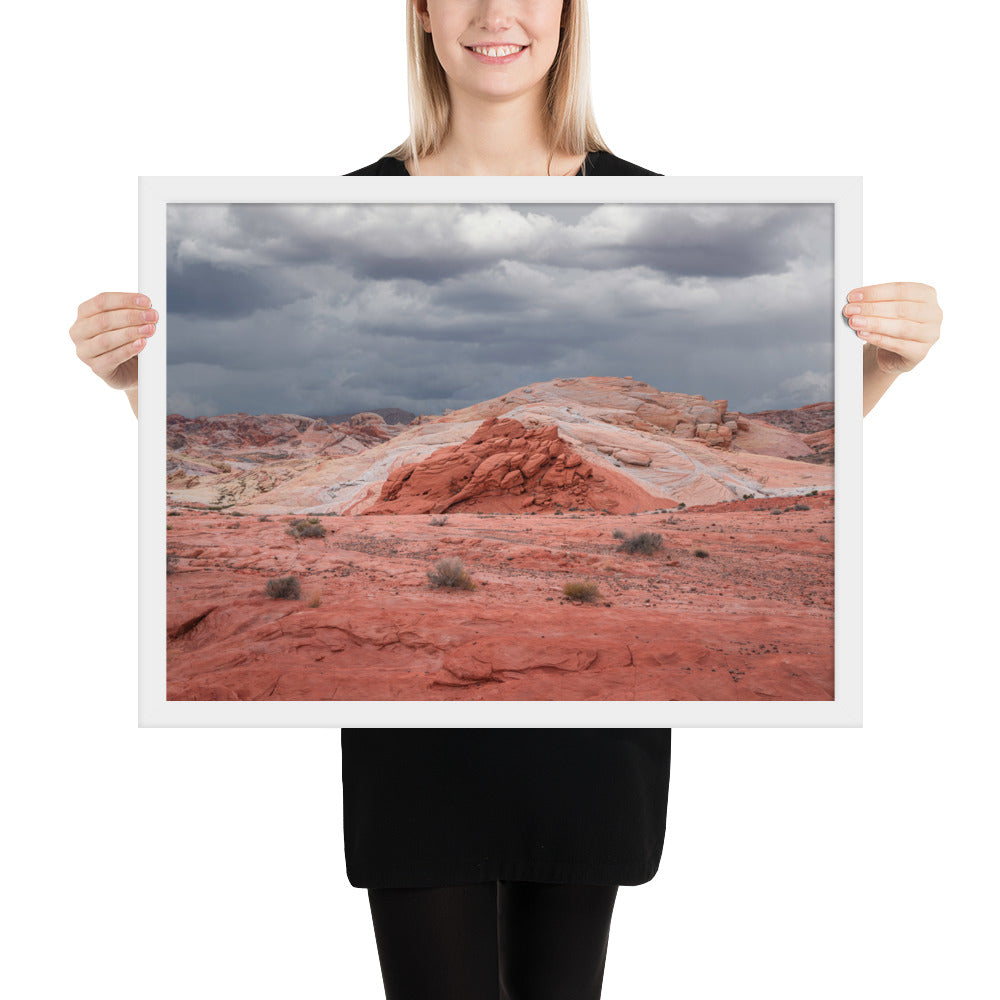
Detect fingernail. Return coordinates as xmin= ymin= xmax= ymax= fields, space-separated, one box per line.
xmin=852 ymin=317 xmax=867 ymax=329
xmin=135 ymin=295 xmax=150 ymax=307
xmin=849 ymin=291 xmax=863 ymax=302
xmin=844 ymin=304 xmax=861 ymax=316
xmin=143 ymin=309 xmax=158 ymax=322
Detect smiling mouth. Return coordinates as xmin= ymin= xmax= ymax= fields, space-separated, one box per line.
xmin=465 ymin=44 xmax=528 ymax=58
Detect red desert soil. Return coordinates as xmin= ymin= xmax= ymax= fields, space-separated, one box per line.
xmin=166 ymin=377 xmax=835 ymax=701
xmin=166 ymin=503 xmax=835 ymax=702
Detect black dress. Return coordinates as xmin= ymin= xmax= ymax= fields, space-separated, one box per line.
xmin=341 ymin=149 xmax=671 ymax=889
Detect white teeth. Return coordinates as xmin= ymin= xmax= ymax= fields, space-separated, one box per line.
xmin=470 ymin=45 xmax=524 ymax=57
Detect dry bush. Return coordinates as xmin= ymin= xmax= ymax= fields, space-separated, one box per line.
xmin=427 ymin=557 xmax=476 ymax=590
xmin=306 ymin=592 xmax=322 ymax=608
xmin=265 ymin=576 xmax=301 ymax=600
xmin=429 ymin=515 xmax=449 ymax=526
xmin=563 ymin=580 xmax=600 ymax=602
xmin=287 ymin=517 xmax=327 ymax=539
xmin=691 ymin=548 xmax=710 ymax=558
xmin=615 ymin=531 xmax=663 ymax=555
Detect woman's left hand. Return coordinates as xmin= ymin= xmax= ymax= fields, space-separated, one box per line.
xmin=843 ymin=281 xmax=942 ymax=374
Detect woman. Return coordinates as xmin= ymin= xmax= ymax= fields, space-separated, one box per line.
xmin=69 ymin=2 xmax=941 ymax=998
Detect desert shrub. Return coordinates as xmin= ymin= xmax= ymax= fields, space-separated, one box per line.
xmin=306 ymin=592 xmax=322 ymax=608
xmin=166 ymin=552 xmax=178 ymax=575
xmin=429 ymin=515 xmax=449 ymax=526
xmin=615 ymin=531 xmax=663 ymax=555
xmin=808 ymin=490 xmax=818 ymax=496
xmin=691 ymin=548 xmax=710 ymax=558
xmin=612 ymin=528 xmax=626 ymax=539
xmin=792 ymin=503 xmax=810 ymax=511
xmin=677 ymin=502 xmax=686 ymax=509
xmin=563 ymin=580 xmax=600 ymax=602
xmin=265 ymin=575 xmax=301 ymax=600
xmin=287 ymin=517 xmax=327 ymax=539
xmin=427 ymin=557 xmax=476 ymax=590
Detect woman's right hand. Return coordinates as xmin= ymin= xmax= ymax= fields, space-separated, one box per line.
xmin=69 ymin=292 xmax=158 ymax=392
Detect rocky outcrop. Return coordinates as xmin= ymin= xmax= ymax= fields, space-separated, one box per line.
xmin=166 ymin=411 xmax=403 ymax=509
xmin=168 ymin=378 xmax=834 ymax=515
xmin=363 ymin=416 xmax=667 ymax=515
xmin=348 ymin=411 xmax=388 ymax=429
xmin=746 ymin=400 xmax=835 ymax=436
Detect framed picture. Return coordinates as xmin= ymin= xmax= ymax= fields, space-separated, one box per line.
xmin=139 ymin=176 xmax=862 ymax=727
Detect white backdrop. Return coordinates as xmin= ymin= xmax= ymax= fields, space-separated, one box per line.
xmin=4 ymin=2 xmax=996 ymax=998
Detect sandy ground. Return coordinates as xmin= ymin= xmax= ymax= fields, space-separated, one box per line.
xmin=166 ymin=492 xmax=835 ymax=701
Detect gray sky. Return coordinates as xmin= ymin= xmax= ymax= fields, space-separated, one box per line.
xmin=166 ymin=202 xmax=834 ymax=417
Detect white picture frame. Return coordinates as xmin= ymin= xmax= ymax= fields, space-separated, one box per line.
xmin=139 ymin=175 xmax=862 ymax=727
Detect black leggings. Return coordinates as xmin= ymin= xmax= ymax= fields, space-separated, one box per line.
xmin=367 ymin=880 xmax=619 ymax=1000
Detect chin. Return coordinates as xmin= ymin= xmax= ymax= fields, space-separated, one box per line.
xmin=460 ymin=72 xmax=548 ymax=102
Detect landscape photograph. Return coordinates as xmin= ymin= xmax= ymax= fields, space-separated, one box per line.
xmin=165 ymin=200 xmax=836 ymax=702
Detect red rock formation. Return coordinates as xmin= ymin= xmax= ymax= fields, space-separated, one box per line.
xmin=363 ymin=416 xmax=669 ymax=515
xmin=169 ymin=379 xmax=834 ymax=516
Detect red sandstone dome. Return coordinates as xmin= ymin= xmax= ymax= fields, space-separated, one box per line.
xmin=364 ymin=415 xmax=666 ymax=515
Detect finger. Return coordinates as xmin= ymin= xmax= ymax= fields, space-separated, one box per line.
xmin=856 ymin=328 xmax=929 ymax=361
xmin=847 ymin=312 xmax=940 ymax=343
xmin=91 ymin=335 xmax=148 ymax=380
xmin=77 ymin=291 xmax=152 ymax=321
xmin=78 ymin=323 xmax=156 ymax=362
xmin=842 ymin=298 xmax=940 ymax=323
xmin=75 ymin=307 xmax=159 ymax=346
xmin=846 ymin=281 xmax=937 ymax=304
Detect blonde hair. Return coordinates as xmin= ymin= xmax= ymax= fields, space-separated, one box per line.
xmin=386 ymin=0 xmax=611 ymax=173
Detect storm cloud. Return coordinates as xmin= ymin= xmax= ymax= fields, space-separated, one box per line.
xmin=166 ymin=201 xmax=834 ymax=417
